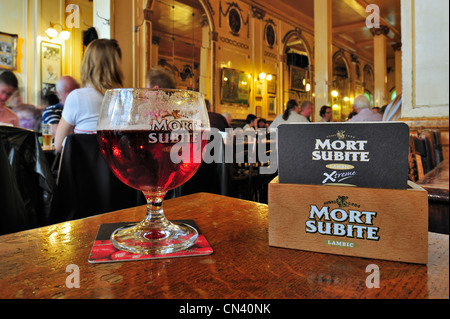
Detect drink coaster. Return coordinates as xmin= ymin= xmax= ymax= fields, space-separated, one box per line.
xmin=88 ymin=220 xmax=213 ymax=264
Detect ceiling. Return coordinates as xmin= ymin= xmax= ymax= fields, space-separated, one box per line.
xmin=151 ymin=0 xmax=401 ymax=64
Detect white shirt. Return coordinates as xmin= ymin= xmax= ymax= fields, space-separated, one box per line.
xmin=62 ymin=87 xmax=104 ymax=134
xmin=243 ymin=124 xmax=256 ymax=131
xmin=269 ymin=111 xmax=309 ymax=129
xmin=347 ymin=108 xmax=382 ymax=122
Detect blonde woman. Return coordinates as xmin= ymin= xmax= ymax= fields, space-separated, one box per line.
xmin=54 ymin=39 xmax=123 ymax=152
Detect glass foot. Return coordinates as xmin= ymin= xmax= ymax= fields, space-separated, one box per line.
xmin=110 ymin=221 xmax=198 ymax=255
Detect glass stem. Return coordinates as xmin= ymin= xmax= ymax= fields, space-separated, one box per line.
xmin=142 ymin=192 xmax=170 ymax=229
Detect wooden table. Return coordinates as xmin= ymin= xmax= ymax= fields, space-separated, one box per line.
xmin=0 ymin=193 xmax=448 ymax=300
xmin=418 ymin=159 xmax=449 ymax=234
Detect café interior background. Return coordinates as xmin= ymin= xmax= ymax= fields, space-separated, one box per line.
xmin=0 ymin=0 xmax=448 ymax=137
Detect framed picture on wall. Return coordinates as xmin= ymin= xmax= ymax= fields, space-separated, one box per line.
xmin=267 ymin=75 xmax=277 ymax=94
xmin=256 ymin=82 xmax=263 ymax=97
xmin=0 ymin=32 xmax=18 ymax=71
xmin=255 ymin=105 xmax=262 ymax=118
xmin=221 ymin=68 xmax=250 ymax=106
xmin=41 ymin=42 xmax=62 ymax=93
xmin=268 ymin=96 xmax=276 ymax=115
xmin=290 ymin=65 xmax=307 ymax=92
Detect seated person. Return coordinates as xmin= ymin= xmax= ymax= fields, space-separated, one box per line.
xmin=222 ymin=112 xmax=233 ymax=127
xmin=42 ymin=76 xmax=79 ymax=126
xmin=11 ymin=92 xmax=42 ymax=131
xmin=206 ymin=99 xmax=230 ymax=132
xmin=41 ymin=92 xmax=60 ymax=124
xmin=0 ymin=71 xmax=20 ymax=127
xmin=146 ymin=67 xmax=176 ymax=89
xmin=298 ymin=101 xmax=313 ymax=122
xmin=269 ymin=100 xmax=305 ymax=129
xmin=319 ymin=105 xmax=332 ymax=122
xmin=55 ymin=39 xmax=124 ymax=152
xmin=258 ymin=118 xmax=268 ymax=129
xmin=347 ymin=95 xmax=382 ymax=122
xmin=243 ymin=114 xmax=257 ymax=131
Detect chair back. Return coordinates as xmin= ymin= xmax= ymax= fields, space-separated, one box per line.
xmin=50 ymin=134 xmax=146 ymax=223
xmin=429 ymin=130 xmax=444 ymax=165
xmin=170 ymin=134 xmax=231 ymax=198
xmin=408 ymin=135 xmax=424 ymax=182
xmin=415 ymin=132 xmax=437 ymax=174
xmin=0 ymin=126 xmax=55 ymax=234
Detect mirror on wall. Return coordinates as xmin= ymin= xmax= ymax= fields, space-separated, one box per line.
xmin=285 ymin=35 xmax=311 ymax=104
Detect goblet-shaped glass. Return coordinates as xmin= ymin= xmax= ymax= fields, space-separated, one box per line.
xmin=97 ymin=89 xmax=210 ymax=255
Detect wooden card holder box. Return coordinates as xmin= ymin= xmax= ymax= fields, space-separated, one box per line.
xmin=268 ymin=178 xmax=429 ymax=264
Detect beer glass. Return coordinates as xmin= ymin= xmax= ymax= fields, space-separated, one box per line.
xmin=97 ymin=89 xmax=210 ymax=255
xmin=42 ymin=123 xmax=53 ymax=150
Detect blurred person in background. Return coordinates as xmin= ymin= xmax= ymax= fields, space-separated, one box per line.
xmin=54 ymin=39 xmax=124 ymax=152
xmin=42 ymin=76 xmax=79 ymax=131
xmin=0 ymin=70 xmax=20 ymax=127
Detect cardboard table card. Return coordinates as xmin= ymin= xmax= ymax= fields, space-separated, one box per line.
xmin=268 ymin=178 xmax=428 ymax=264
xmin=88 ymin=220 xmax=213 ymax=264
xmin=277 ymin=122 xmax=410 ymax=189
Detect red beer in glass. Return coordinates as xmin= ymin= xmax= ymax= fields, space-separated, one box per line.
xmin=98 ymin=130 xmax=206 ymax=193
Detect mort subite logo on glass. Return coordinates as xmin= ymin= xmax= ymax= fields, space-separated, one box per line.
xmin=277 ymin=122 xmax=410 ymax=189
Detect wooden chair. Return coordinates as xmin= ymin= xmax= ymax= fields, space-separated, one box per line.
xmin=408 ymin=135 xmax=424 ymax=182
xmin=416 ymin=131 xmax=437 ymax=174
xmin=230 ymin=147 xmax=254 ymax=200
xmin=253 ymin=138 xmax=278 ymax=204
xmin=426 ymin=129 xmax=444 ymax=165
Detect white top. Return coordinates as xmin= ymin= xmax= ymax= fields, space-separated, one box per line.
xmin=269 ymin=111 xmax=309 ymax=129
xmin=242 ymin=124 xmax=256 ymax=131
xmin=62 ymin=87 xmax=104 ymax=134
xmin=347 ymin=108 xmax=382 ymax=122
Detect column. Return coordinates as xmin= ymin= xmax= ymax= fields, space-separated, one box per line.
xmin=93 ymin=0 xmax=111 ymax=39
xmin=371 ymin=25 xmax=389 ymax=106
xmin=392 ymin=43 xmax=402 ymax=96
xmin=199 ymin=23 xmax=210 ymax=98
xmin=151 ymin=36 xmax=160 ymax=68
xmin=143 ymin=1 xmax=153 ymax=72
xmin=314 ymin=0 xmax=333 ymax=122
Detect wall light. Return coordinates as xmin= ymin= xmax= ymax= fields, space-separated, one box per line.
xmin=331 ymin=90 xmax=339 ymax=97
xmin=266 ymin=74 xmax=273 ymax=81
xmin=45 ymin=23 xmax=71 ymax=40
xmin=59 ymin=30 xmax=71 ymax=40
xmin=259 ymin=72 xmax=266 ymax=80
xmin=45 ymin=27 xmax=58 ymax=39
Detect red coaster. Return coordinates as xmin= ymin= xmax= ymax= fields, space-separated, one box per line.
xmin=88 ymin=220 xmax=213 ymax=264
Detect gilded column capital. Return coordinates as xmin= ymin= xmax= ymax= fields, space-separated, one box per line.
xmin=210 ymin=31 xmax=219 ymax=42
xmin=251 ymin=6 xmax=266 ymax=20
xmin=144 ymin=0 xmax=154 ymax=21
xmin=370 ymin=25 xmax=390 ymax=37
xmin=152 ymin=36 xmax=161 ymax=45
xmin=392 ymin=43 xmax=402 ymax=51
